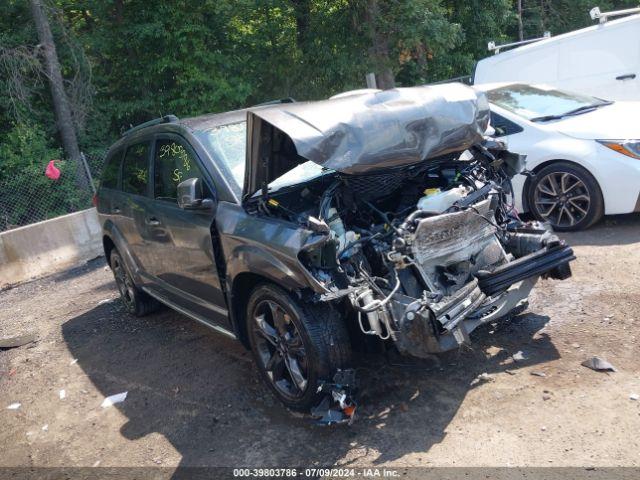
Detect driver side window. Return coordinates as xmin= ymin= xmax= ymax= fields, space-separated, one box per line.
xmin=154 ymin=139 xmax=208 ymax=202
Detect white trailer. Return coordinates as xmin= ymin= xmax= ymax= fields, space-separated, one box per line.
xmin=473 ymin=7 xmax=640 ymax=101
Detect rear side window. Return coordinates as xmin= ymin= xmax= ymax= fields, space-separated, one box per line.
xmin=100 ymin=148 xmax=123 ymax=189
xmin=122 ymin=142 xmax=150 ymax=196
xmin=154 ymin=139 xmax=208 ymax=201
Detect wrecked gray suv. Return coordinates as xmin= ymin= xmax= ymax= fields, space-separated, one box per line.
xmin=97 ymin=84 xmax=574 ymax=423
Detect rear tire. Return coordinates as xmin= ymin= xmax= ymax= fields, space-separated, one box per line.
xmin=109 ymin=250 xmax=160 ymax=316
xmin=528 ymin=162 xmax=604 ymax=231
xmin=246 ymin=284 xmax=351 ymax=412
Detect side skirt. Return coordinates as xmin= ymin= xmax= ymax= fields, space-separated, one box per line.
xmin=141 ymin=286 xmax=237 ymax=340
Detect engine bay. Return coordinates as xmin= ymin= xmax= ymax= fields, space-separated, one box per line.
xmin=247 ymin=140 xmax=575 ymax=358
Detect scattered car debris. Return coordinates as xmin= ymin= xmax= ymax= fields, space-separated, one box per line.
xmin=530 ymin=371 xmax=547 ymax=377
xmin=311 ymin=370 xmax=356 ymax=425
xmin=100 ymin=391 xmax=128 ymax=408
xmin=7 ymin=403 xmax=21 ymax=410
xmin=630 ymin=394 xmax=639 ymax=401
xmin=0 ymin=332 xmax=37 ymax=349
xmin=471 ymin=372 xmax=494 ymax=386
xmin=59 ymin=389 xmax=66 ymax=400
xmin=512 ymin=351 xmax=528 ymax=362
xmin=581 ymin=357 xmax=617 ymax=372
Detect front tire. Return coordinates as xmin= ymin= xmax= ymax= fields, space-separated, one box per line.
xmin=246 ymin=284 xmax=351 ymax=412
xmin=109 ymin=250 xmax=159 ymax=316
xmin=528 ymin=162 xmax=604 ymax=231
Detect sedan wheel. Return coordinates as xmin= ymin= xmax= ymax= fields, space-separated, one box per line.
xmin=533 ymin=172 xmax=590 ymax=228
xmin=529 ymin=162 xmax=604 ymax=231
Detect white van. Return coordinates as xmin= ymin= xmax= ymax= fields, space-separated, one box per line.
xmin=473 ymin=12 xmax=640 ymax=101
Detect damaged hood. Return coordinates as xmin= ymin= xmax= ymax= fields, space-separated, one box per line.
xmin=244 ymin=83 xmax=490 ymax=198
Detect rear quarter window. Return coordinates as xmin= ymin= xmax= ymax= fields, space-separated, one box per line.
xmin=100 ymin=148 xmax=123 ymax=189
xmin=122 ymin=142 xmax=151 ymax=196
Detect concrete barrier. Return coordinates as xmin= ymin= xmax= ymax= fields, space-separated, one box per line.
xmin=0 ymin=208 xmax=103 ymax=288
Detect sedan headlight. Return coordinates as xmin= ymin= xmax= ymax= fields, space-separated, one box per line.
xmin=597 ymin=140 xmax=640 ymax=159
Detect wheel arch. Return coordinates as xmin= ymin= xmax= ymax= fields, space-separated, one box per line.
xmin=229 ymin=271 xmax=297 ymax=349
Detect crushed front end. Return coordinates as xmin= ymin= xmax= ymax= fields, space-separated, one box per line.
xmin=243 ymin=84 xmax=575 ymax=360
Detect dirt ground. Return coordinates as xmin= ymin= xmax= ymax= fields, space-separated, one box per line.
xmin=1 ymin=214 xmax=640 ymax=469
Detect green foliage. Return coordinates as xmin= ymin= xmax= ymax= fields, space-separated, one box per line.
xmin=0 ymin=123 xmax=90 ymax=229
xmin=1 ymin=0 xmax=637 ymax=228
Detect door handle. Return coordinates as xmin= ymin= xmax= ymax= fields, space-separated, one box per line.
xmin=145 ymin=217 xmax=161 ymax=226
xmin=616 ymin=73 xmax=636 ymax=80
xmin=111 ymin=206 xmax=121 ymax=214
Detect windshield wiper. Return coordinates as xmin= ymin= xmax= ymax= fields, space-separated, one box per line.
xmin=530 ymin=101 xmax=613 ymax=122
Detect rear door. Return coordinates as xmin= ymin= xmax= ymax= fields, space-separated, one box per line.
xmin=119 ymin=140 xmax=155 ymax=281
xmin=145 ymin=134 xmax=228 ymax=326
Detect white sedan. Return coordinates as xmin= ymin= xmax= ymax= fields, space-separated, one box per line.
xmin=476 ymin=82 xmax=640 ymax=230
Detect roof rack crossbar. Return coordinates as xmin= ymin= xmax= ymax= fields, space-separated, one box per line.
xmin=488 ymin=32 xmax=551 ymax=54
xmin=253 ymin=97 xmax=296 ymax=107
xmin=122 ymin=114 xmax=178 ymax=137
xmin=590 ymin=6 xmax=640 ymax=23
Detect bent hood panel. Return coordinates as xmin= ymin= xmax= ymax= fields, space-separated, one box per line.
xmin=244 ymin=84 xmax=490 ymax=197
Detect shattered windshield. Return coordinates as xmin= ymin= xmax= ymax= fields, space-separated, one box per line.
xmin=201 ymin=121 xmax=331 ymax=195
xmin=486 ymin=84 xmax=610 ymax=121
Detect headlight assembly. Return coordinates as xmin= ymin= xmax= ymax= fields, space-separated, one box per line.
xmin=597 ymin=140 xmax=640 ymax=160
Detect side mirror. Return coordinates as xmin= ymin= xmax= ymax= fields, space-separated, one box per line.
xmin=177 ymin=178 xmax=214 ymax=210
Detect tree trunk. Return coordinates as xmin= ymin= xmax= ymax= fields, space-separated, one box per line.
xmin=517 ymin=0 xmax=524 ymax=41
xmin=365 ymin=0 xmax=395 ymax=90
xmin=30 ymin=0 xmax=85 ymax=186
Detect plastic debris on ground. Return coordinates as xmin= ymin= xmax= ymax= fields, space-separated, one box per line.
xmin=512 ymin=350 xmax=528 ymax=362
xmin=101 ymin=391 xmax=128 ymax=408
xmin=7 ymin=403 xmax=21 ymax=410
xmin=470 ymin=372 xmax=493 ymax=386
xmin=581 ymin=357 xmax=617 ymax=372
xmin=630 ymin=393 xmax=639 ymax=401
xmin=530 ymin=371 xmax=547 ymax=377
xmin=59 ymin=389 xmax=66 ymax=400
xmin=69 ymin=359 xmax=78 ymax=366
xmin=310 ymin=369 xmax=357 ymax=426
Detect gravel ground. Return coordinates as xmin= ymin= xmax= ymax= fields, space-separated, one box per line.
xmin=1 ymin=214 xmax=640 ymax=468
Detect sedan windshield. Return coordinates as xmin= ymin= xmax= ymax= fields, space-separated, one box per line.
xmin=486 ymin=84 xmax=611 ymax=122
xmin=200 ymin=121 xmax=330 ymax=196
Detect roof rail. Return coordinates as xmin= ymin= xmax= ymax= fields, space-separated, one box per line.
xmin=253 ymin=97 xmax=296 ymax=107
xmin=488 ymin=31 xmax=551 ymax=54
xmin=122 ymin=114 xmax=179 ymax=137
xmin=590 ymin=6 xmax=640 ymax=23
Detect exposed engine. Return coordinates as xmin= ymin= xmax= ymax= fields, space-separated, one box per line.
xmin=253 ymin=140 xmax=575 ymax=358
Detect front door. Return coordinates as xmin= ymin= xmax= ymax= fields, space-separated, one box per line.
xmin=145 ymin=135 xmax=228 ymax=326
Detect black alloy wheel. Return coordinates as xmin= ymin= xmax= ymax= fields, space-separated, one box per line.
xmin=109 ymin=250 xmax=159 ymax=316
xmin=252 ymin=298 xmax=309 ymax=400
xmin=246 ymin=284 xmax=351 ymax=411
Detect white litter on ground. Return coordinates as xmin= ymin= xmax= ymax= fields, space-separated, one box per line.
xmin=59 ymin=389 xmax=66 ymax=400
xmin=69 ymin=359 xmax=78 ymax=365
xmin=7 ymin=403 xmax=21 ymax=410
xmin=42 ymin=424 xmax=48 ymax=431
xmin=630 ymin=393 xmax=639 ymax=401
xmin=101 ymin=391 xmax=128 ymax=408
